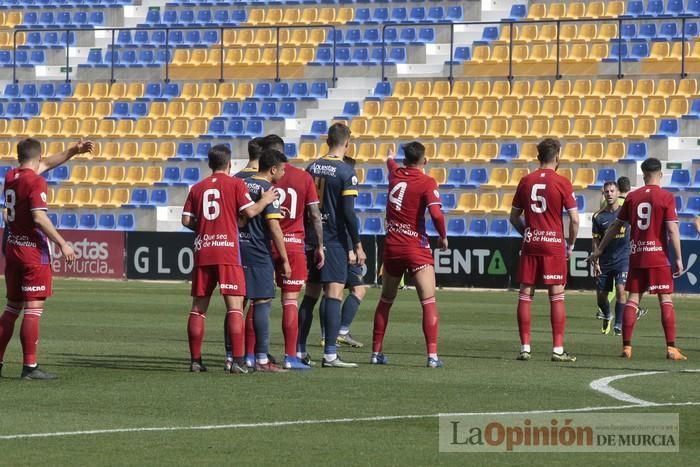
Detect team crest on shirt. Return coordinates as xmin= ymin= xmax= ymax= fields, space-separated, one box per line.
xmin=40 ymin=192 xmax=47 ymax=202
xmin=272 ymin=199 xmax=281 ymax=209
xmin=434 ymin=190 xmax=440 ymax=199
xmin=351 ymin=176 xmax=358 ymax=186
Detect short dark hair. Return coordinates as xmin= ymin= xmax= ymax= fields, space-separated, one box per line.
xmin=248 ymin=137 xmax=264 ymax=161
xmin=603 ymin=181 xmax=618 ymax=190
xmin=17 ymin=138 xmax=42 ymax=164
xmin=403 ymin=141 xmax=425 ymax=165
xmin=261 ymin=134 xmax=284 ymax=152
xmin=327 ymin=122 xmax=351 ymax=148
xmin=258 ymin=149 xmax=286 ymax=172
xmin=537 ymin=138 xmax=561 ymax=164
xmin=616 ymin=176 xmax=631 ymax=193
xmin=641 ymin=158 xmax=662 ymax=174
xmin=208 ymin=144 xmax=231 ymax=171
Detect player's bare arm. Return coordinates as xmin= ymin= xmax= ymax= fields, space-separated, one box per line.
xmin=695 ymin=215 xmax=700 ymax=235
xmin=307 ymin=203 xmax=325 ymax=269
xmin=181 ymin=214 xmax=197 ymax=232
xmin=509 ymin=207 xmax=526 ymax=236
xmin=32 ymin=209 xmax=75 ymax=262
xmin=666 ymin=221 xmax=684 ymax=276
xmin=427 ymin=203 xmax=448 ymax=250
xmin=591 ymin=232 xmax=602 ymax=276
xmin=588 ymin=219 xmax=624 ymax=262
xmin=567 ymin=209 xmax=580 ymax=257
xmin=267 ymin=218 xmax=291 ymax=278
xmin=242 ymin=187 xmax=279 ymax=218
xmin=38 ymin=139 xmax=94 ymax=175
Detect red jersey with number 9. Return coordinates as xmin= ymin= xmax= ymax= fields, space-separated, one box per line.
xmin=512 ymin=168 xmax=577 ymax=257
xmin=183 ymin=173 xmax=254 ymax=266
xmin=275 ymin=163 xmax=319 ymax=251
xmin=617 ymin=184 xmax=677 ymax=269
xmin=384 ymin=159 xmax=442 ymax=250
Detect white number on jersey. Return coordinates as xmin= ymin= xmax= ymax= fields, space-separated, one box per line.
xmin=202 ymin=188 xmax=221 ymax=221
xmin=4 ymin=189 xmax=15 ymax=222
xmin=276 ymin=187 xmax=298 ymax=219
xmin=388 ymin=182 xmax=408 ymax=211
xmin=637 ymin=202 xmax=652 ymax=230
xmin=530 ymin=183 xmax=547 ymax=214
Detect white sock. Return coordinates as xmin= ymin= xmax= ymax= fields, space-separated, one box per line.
xmin=553 ymin=346 xmax=564 ymax=355
xmin=521 ymin=344 xmax=531 ymax=353
xmin=296 ymin=352 xmax=304 ymax=359
xmin=428 ymin=353 xmax=438 ymax=360
xmin=339 ymin=328 xmax=349 ymax=335
xmin=256 ymin=354 xmax=269 ymax=365
xmin=324 ymin=353 xmax=337 ymax=361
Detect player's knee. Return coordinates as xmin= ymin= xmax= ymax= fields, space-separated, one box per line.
xmin=379 ymin=295 xmax=395 ymax=304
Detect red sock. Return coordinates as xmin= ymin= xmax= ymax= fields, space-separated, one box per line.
xmin=421 ymin=297 xmax=439 ymax=355
xmin=549 ymin=293 xmax=566 ymax=349
xmin=227 ymin=309 xmax=245 ymax=359
xmin=372 ymin=297 xmax=394 ymax=353
xmin=282 ymin=299 xmax=298 ymax=357
xmin=660 ymin=300 xmax=677 ymax=347
xmin=622 ymin=301 xmax=638 ymax=346
xmin=187 ymin=309 xmax=206 ymax=360
xmin=517 ymin=293 xmax=533 ymax=346
xmin=20 ymin=308 xmax=43 ymax=366
xmin=0 ymin=305 xmax=21 ymax=362
xmin=245 ymin=303 xmax=256 ymax=355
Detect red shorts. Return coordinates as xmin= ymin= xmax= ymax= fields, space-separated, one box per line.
xmin=626 ymin=266 xmax=674 ymax=294
xmin=382 ymin=246 xmax=434 ymax=278
xmin=191 ymin=264 xmax=246 ymax=297
xmin=5 ymin=261 xmax=52 ymax=302
xmin=517 ymin=254 xmax=568 ymax=286
xmin=273 ymin=248 xmax=307 ymax=293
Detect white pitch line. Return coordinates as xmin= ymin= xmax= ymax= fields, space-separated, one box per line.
xmin=589 ymin=371 xmax=665 ymax=406
xmin=2 ymin=401 xmax=700 ymax=441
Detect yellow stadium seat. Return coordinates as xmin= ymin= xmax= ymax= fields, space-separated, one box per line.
xmin=456 ymin=193 xmax=477 ymax=213
xmin=349 ymin=117 xmax=368 ymax=137
xmin=464 ymin=118 xmax=486 ymax=138
xmin=5 ymin=11 xmax=23 ymax=28
xmin=354 ymin=168 xmax=364 ymax=184
xmin=260 ymin=48 xmax=278 ymax=65
xmin=546 ymin=2 xmax=565 ymax=19
xmin=299 ymin=142 xmax=317 ymax=161
xmin=390 ymin=81 xmax=411 ymax=100
xmin=278 ymin=47 xmax=297 ymax=65
xmin=558 ymin=24 xmax=578 ymax=42
xmin=200 ymin=102 xmax=220 ymax=119
xmin=506 ymin=116 xmax=529 ymax=138
xmin=234 ymin=82 xmax=254 ymax=100
xmin=93 ymin=101 xmax=111 ymax=119
xmin=561 ymin=142 xmax=583 ymax=162
xmin=423 ymin=118 xmax=447 ymax=139
xmin=0 ymin=141 xmax=11 ymax=160
xmin=522 ymin=44 xmax=548 ymax=64
xmin=578 ymin=142 xmax=603 ymax=162
xmin=117 ymin=166 xmax=143 ymax=186
xmin=634 ymin=79 xmax=655 ymax=97
xmin=362 ymin=101 xmax=380 ymax=118
xmin=528 ymin=3 xmax=546 ymax=19
xmin=336 ymin=7 xmax=354 ymax=24
xmin=130 ymin=119 xmax=151 ymax=138
xmin=521 ymin=97 xmax=541 ymax=117
xmin=603 ymin=1 xmax=624 ymax=17
xmin=493 ymin=192 xmax=516 ymax=215
xmin=471 ymin=193 xmax=499 ymax=214
xmin=244 ymin=8 xmax=264 ymax=25
xmin=666 ymin=96 xmax=689 ymax=118
xmin=412 ymin=81 xmax=431 ymax=99
xmin=83 ymin=188 xmax=110 ymax=209
xmin=470 ymin=45 xmax=490 ymax=64
xmin=454 ymin=142 xmax=476 ymax=162
xmin=187 ymin=118 xmax=207 ymax=138
xmin=109 ymin=188 xmax=130 ymax=207
xmin=419 ymin=100 xmax=439 ymax=118
xmin=591 ymin=79 xmax=612 ymax=97
xmin=125 ymin=82 xmax=144 ymax=100
xmin=534 ymin=24 xmax=557 ymax=44
xmin=594 ymin=24 xmax=618 ymax=42
xmin=300 ymin=8 xmax=318 ymax=24
xmin=367 ymin=118 xmax=389 ymax=139
xmin=488 ymin=45 xmax=510 ymax=64
xmin=550 ymin=117 xmax=571 ymax=138
xmin=571 ymin=169 xmax=595 ymax=190
xmin=613 ymin=79 xmax=634 ymax=97
xmin=646 ymin=42 xmax=670 ymax=62
xmin=85 ymin=166 xmax=106 ymax=184
xmin=450 ymin=80 xmax=470 ymax=97
xmin=428 ymin=81 xmax=451 ymax=100
xmin=632 ymin=118 xmax=657 ymax=139
xmin=481 ymin=168 xmax=509 ymax=189
xmin=74 ymin=102 xmax=93 ymax=120
xmin=602 ymin=97 xmax=623 ymax=117
xmin=171 ymin=49 xmax=190 ymax=66
xmin=99 ymin=166 xmax=126 ymax=185
xmin=499 ymin=99 xmax=520 ymax=118
xmin=511 ymin=80 xmax=530 ymax=98
xmin=91 ymin=83 xmax=110 ymax=100
xmin=71 ymin=82 xmax=89 ymax=100
xmin=386 ymin=118 xmax=407 ymax=139
xmin=540 ymin=98 xmax=560 ymax=118
xmin=530 ymin=117 xmax=551 ymax=139
xmin=136 ymin=142 xmax=157 ymax=160
xmin=317 ymin=7 xmax=337 ymax=25
xmin=51 ymin=188 xmax=73 ymax=208
xmin=447 ymin=118 xmax=468 ymax=138
xmin=644 ymin=97 xmax=666 ymax=118
xmin=405 ymin=118 xmax=426 ymax=138
xmin=457 ymin=99 xmax=478 ymax=117
xmin=134 ymin=166 xmax=161 ymax=187
xmin=580 ymin=97 xmax=602 ymax=117
xmin=551 ymin=80 xmax=571 ymax=97
xmin=428 ymin=168 xmax=447 ymax=185
xmin=655 ymin=79 xmax=676 ymax=98
xmin=57 ymin=118 xmax=78 ymax=137
xmin=560 ymin=97 xmax=582 ymax=117
xmin=108 ymin=83 xmax=126 ymax=100
xmin=562 ymin=43 xmax=588 ymax=63
xmin=474 ymin=142 xmax=498 ymax=162
xmin=399 ymin=100 xmax=420 ymax=118
xmin=491 ymin=80 xmax=510 ymax=98
xmin=376 ymin=143 xmax=396 ymax=160
xmin=223 ymin=30 xmax=237 ymax=46
xmin=117 ymin=142 xmax=136 ymax=161
xmin=297 ymin=47 xmax=314 ymax=64
xmin=280 ymin=8 xmax=300 ymax=25
xmin=612 ymin=117 xmax=634 ymax=138
xmin=591 ymin=117 xmax=613 ymax=138
xmin=55 ymin=101 xmax=75 ymax=118
xmin=570 ymin=117 xmax=592 ymax=138
xmin=557 ymin=168 xmax=574 ymax=184
xmin=471 ymin=81 xmax=491 ymax=98
xmin=676 ymin=78 xmax=698 ymax=97
xmin=601 ymin=142 xmax=624 ymax=162
xmin=149 ymin=118 xmax=170 ymax=138
xmin=497 ymin=24 xmax=519 ymax=44
xmin=354 ymin=143 xmax=375 ymax=162
xmin=570 ymin=80 xmax=591 ymax=97
xmin=435 ymin=142 xmax=457 ymax=162
xmin=624 ymin=96 xmax=645 ymax=117
xmin=503 ymin=168 xmax=530 ymax=188
xmin=484 ymin=117 xmax=508 ymax=139
xmin=478 ymin=98 xmax=499 ymax=117
xmin=182 ymin=102 xmax=202 ymax=118
xmin=243 ymin=47 xmax=261 ymax=64
xmin=40 ymin=102 xmax=57 ymax=119
xmin=566 ymin=2 xmax=585 ymax=18
xmin=65 ymin=165 xmax=88 ymax=185
xmin=27 ymin=118 xmax=46 ymax=137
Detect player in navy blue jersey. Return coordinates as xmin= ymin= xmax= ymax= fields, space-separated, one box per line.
xmin=239 ymin=149 xmax=290 ymax=372
xmin=297 ymin=123 xmax=365 ymax=368
xmin=592 ymin=181 xmax=630 ymax=336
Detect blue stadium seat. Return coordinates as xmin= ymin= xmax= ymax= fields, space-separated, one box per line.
xmin=447 ymin=218 xmax=467 ymax=236
xmin=79 ymin=214 xmax=97 ymax=230
xmin=197 ymin=10 xmax=213 ymax=25
xmin=98 ymin=214 xmax=116 ymax=230
xmin=627 ymin=142 xmax=648 ymax=160
xmin=60 ymin=213 xmax=78 ymax=229
xmin=499 ymin=143 xmax=519 ymax=160
xmin=443 ymin=168 xmax=468 ymax=188
xmin=667 ymin=0 xmax=686 ymax=16
xmin=240 ymin=101 xmax=259 ymax=118
xmin=142 ymin=83 xmax=162 ymax=101
xmin=345 ymin=29 xmax=362 ymax=44
xmin=278 ymin=102 xmax=296 ymax=118
xmin=38 ymin=83 xmax=55 ymax=100
xmin=163 ymin=83 xmax=181 ymax=100
xmin=621 ymin=24 xmax=637 ymax=40
xmin=185 ymin=31 xmax=201 ymax=46
xmin=336 ymin=101 xmax=360 ymax=119
xmin=90 ymin=11 xmax=105 ymax=27
xmin=389 ymin=47 xmax=407 ymax=63
xmin=272 ymin=82 xmax=290 ymax=99
xmin=363 ymin=217 xmax=384 ymax=235
xmin=202 ymin=31 xmax=219 ymax=46
xmin=364 ymin=168 xmax=387 ymax=187
xmin=126 ymin=102 xmax=147 ymax=118
xmin=668 ymin=169 xmax=691 ymax=190
xmin=441 ymin=193 xmax=457 ymax=211
xmin=176 ymin=142 xmax=194 ymax=160
xmin=680 ymin=222 xmax=699 ymax=238
xmin=230 ymin=10 xmax=247 ymax=24
xmin=352 ymin=47 xmax=369 ymax=65
xmin=425 ymin=218 xmax=438 ymax=236
xmin=688 ymin=0 xmax=700 ymax=15
xmin=305 ymin=120 xmax=328 ymax=138
xmin=590 ymin=168 xmax=618 ymax=189
xmin=468 ymin=218 xmax=488 ymax=236
xmin=409 ymin=7 xmax=426 ymax=23
xmin=0 ymin=83 xmax=19 ymax=101
xmin=391 ymin=7 xmax=407 ymax=23
xmin=372 ymin=81 xmax=392 ymax=99
xmin=447 ymin=6 xmax=464 ymax=21
xmin=50 ymin=165 xmax=69 ymax=184
xmin=488 ymin=218 xmax=510 ymax=237
xmin=643 ymin=0 xmax=666 ymax=17
xmin=310 ymin=47 xmax=331 ymax=65
xmin=684 ymin=196 xmax=700 ymax=214
xmin=399 ymin=28 xmax=417 ymax=44
xmin=39 ymin=12 xmax=54 ymax=27
xmin=686 ymin=21 xmax=699 ymax=36
xmin=259 ymin=102 xmax=278 ymax=119
xmin=117 ymin=214 xmax=135 ymax=231
xmin=623 ymin=0 xmax=645 ymax=17
xmin=371 ymin=192 xmax=388 ymax=212
xmin=384 ymin=28 xmax=399 ymax=44
xmin=575 ymin=195 xmax=586 ymax=212
xmin=675 ymin=196 xmax=684 ymax=214
xmin=604 ymin=42 xmax=629 ymax=62
xmin=0 ymin=166 xmax=12 ymax=179
xmin=222 ymin=102 xmax=240 ymax=117
xmin=507 ymin=4 xmax=527 ymax=21
xmin=245 ymin=120 xmax=263 ymax=137
xmin=659 ymin=22 xmax=679 ymax=40
xmin=356 ymin=192 xmax=372 ymax=211
xmin=629 ymin=41 xmax=650 ymax=60
xmin=196 ymin=143 xmax=211 ymax=159
xmin=655 ymin=119 xmax=680 ymax=137
xmin=48 ymin=213 xmax=58 ymax=227
xmin=150 ymin=189 xmax=168 ymax=206
xmin=466 ymin=168 xmax=488 ymax=188
xmin=5 ymin=102 xmax=21 ymax=119
xmin=124 ymin=188 xmax=148 ymax=208
xmin=690 ymin=170 xmax=700 ymax=189
xmin=117 ymin=30 xmax=132 ymax=47
xmin=182 ymin=167 xmax=200 ymax=184
xmin=446 ymin=46 xmax=471 ymax=64
xmin=253 ymin=82 xmax=271 ymax=100
xmin=161 ymin=166 xmax=181 ymax=185
xmin=372 ymin=8 xmax=389 ymax=24
xmin=428 ymin=6 xmax=445 ymax=23
xmin=418 ymin=28 xmax=435 ymax=43
xmin=204 ymin=118 xmax=227 ymax=138
xmin=478 ymin=27 xmax=499 ymax=45
xmin=284 ymin=143 xmax=297 ymax=159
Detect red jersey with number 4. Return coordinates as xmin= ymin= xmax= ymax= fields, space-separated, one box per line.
xmin=3 ymin=167 xmax=51 ymax=265
xmin=512 ymin=168 xmax=577 ymax=257
xmin=275 ymin=163 xmax=319 ymax=251
xmin=617 ymin=184 xmax=677 ymax=269
xmin=384 ymin=159 xmax=442 ymax=250
xmin=183 ymin=173 xmax=254 ymax=266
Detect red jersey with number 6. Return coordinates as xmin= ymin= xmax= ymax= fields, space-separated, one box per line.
xmin=512 ymin=168 xmax=577 ymax=257
xmin=384 ymin=159 xmax=442 ymax=250
xmin=617 ymin=184 xmax=677 ymax=269
xmin=3 ymin=167 xmax=51 ymax=265
xmin=275 ymin=163 xmax=319 ymax=251
xmin=183 ymin=174 xmax=254 ymax=266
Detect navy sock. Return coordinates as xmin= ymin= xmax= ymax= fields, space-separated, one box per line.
xmin=598 ymin=296 xmax=611 ymax=320
xmin=297 ymin=295 xmax=318 ymax=353
xmin=224 ymin=313 xmax=231 ymax=355
xmin=323 ymin=297 xmax=342 ymax=355
xmin=319 ymin=297 xmax=326 ymax=339
xmin=253 ymin=301 xmax=272 ymax=357
xmin=340 ymin=294 xmax=362 ymax=331
xmin=614 ymin=301 xmax=625 ymax=329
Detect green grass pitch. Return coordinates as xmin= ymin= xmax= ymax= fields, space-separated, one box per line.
xmin=0 ymin=278 xmax=698 ymax=466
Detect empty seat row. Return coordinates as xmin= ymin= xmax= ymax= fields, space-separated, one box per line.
xmin=525 ymin=1 xmax=625 ymax=19
xmin=0 ymin=50 xmax=46 ymax=66
xmin=16 ymin=10 xmax=105 ymax=28
xmin=144 ymin=6 xmax=354 ymax=27
xmin=50 ymin=187 xmax=165 ymax=208
xmin=115 ymin=28 xmax=327 ymax=49
xmin=0 ymin=11 xmax=22 ymax=29
xmin=361 ymin=216 xmax=520 ymax=237
xmin=348 ymin=5 xmax=463 ymax=24
xmin=58 ymin=165 xmax=164 ymax=187
xmin=49 ymin=212 xmax=135 ymax=231
xmin=326 ymin=27 xmax=435 ymax=46
xmin=311 ymin=46 xmax=407 ymax=65
xmin=622 ymin=0 xmax=700 ymax=18
xmin=666 ymin=168 xmax=700 ymax=189
xmin=0 ymin=117 xmax=211 ymax=138
xmin=470 ymin=43 xmax=609 ymax=65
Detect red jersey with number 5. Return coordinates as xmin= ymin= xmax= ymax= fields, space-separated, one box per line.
xmin=512 ymin=168 xmax=577 ymax=257
xmin=3 ymin=167 xmax=51 ymax=265
xmin=275 ymin=163 xmax=319 ymax=251
xmin=384 ymin=159 xmax=442 ymax=250
xmin=617 ymin=184 xmax=677 ymax=269
xmin=183 ymin=173 xmax=254 ymax=266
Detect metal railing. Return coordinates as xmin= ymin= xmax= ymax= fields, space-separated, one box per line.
xmin=11 ymin=24 xmax=338 ymax=84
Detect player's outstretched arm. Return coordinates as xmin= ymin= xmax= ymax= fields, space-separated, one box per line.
xmin=242 ymin=187 xmax=279 ymax=218
xmin=567 ymin=209 xmax=580 ymax=257
xmin=38 ymin=139 xmax=94 ymax=174
xmin=267 ymin=218 xmax=291 ymax=277
xmin=32 ymin=210 xmax=75 ymax=262
xmin=181 ymin=214 xmax=197 ymax=231
xmin=509 ymin=207 xmax=526 ymax=236
xmin=667 ymin=221 xmax=684 ymax=276
xmin=588 ymin=219 xmax=624 ymax=262
xmin=307 ymin=203 xmax=325 ymax=269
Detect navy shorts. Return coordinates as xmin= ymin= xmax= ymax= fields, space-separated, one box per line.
xmin=346 ymin=263 xmax=365 ymax=289
xmin=242 ymin=260 xmax=276 ymax=300
xmin=307 ymin=244 xmax=348 ymax=284
xmin=597 ymin=268 xmax=628 ymax=292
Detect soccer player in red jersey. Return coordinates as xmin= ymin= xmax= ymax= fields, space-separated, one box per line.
xmin=0 ymin=138 xmax=93 ymax=380
xmin=510 ymin=138 xmax=580 ymax=362
xmin=181 ymin=144 xmax=279 ymax=373
xmin=590 ymin=157 xmax=686 ymax=360
xmin=370 ymin=142 xmax=448 ymax=368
